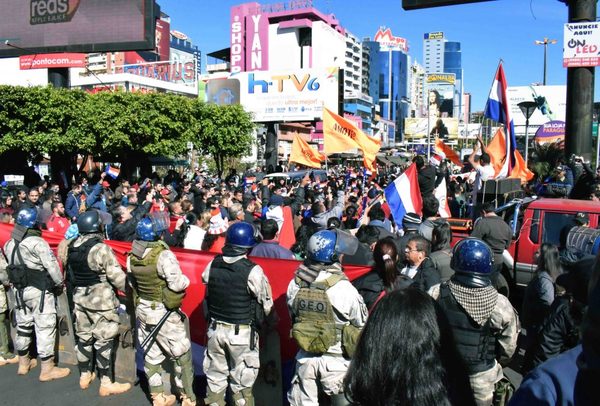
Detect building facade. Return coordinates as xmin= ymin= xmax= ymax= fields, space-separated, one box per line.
xmin=423 ymin=31 xmax=463 ymax=120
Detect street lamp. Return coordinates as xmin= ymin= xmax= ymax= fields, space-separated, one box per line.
xmin=518 ymin=101 xmax=537 ymax=165
xmin=534 ymin=37 xmax=557 ymax=86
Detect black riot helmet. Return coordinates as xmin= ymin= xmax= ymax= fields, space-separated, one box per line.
xmin=77 ymin=210 xmax=103 ymax=234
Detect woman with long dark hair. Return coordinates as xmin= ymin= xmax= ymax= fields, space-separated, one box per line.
xmin=520 ymin=243 xmax=564 ymax=373
xmin=522 ymin=243 xmax=562 ymax=333
xmin=344 ymin=288 xmax=475 ymax=406
xmin=352 ymin=238 xmax=398 ymax=310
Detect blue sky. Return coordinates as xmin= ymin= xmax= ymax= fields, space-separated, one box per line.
xmin=161 ymin=0 xmax=594 ymax=110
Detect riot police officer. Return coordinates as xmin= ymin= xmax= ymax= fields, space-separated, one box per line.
xmin=127 ymin=217 xmax=195 ymax=406
xmin=66 ymin=210 xmax=131 ymax=395
xmin=202 ymin=221 xmax=274 ymax=406
xmin=435 ymin=238 xmax=519 ymax=406
xmin=1 ymin=208 xmax=70 ymax=380
xmin=0 ymin=251 xmax=18 ymax=366
xmin=287 ymin=229 xmax=368 ymax=406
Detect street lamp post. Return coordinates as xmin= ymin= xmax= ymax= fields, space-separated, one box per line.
xmin=594 ymin=102 xmax=600 ymax=171
xmin=534 ymin=37 xmax=557 ymax=86
xmin=518 ymin=101 xmax=537 ymax=165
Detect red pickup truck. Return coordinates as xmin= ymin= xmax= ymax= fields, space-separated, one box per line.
xmin=451 ymin=197 xmax=600 ymax=293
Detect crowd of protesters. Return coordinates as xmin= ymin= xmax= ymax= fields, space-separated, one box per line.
xmin=0 ymin=147 xmax=599 ymax=405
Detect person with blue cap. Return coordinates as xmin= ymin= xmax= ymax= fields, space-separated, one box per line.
xmin=287 ymin=229 xmax=367 ymax=405
xmin=201 ymin=221 xmax=274 ymax=406
xmin=127 ymin=216 xmax=195 ymax=406
xmin=435 ymin=238 xmax=519 ymax=406
xmin=0 ymin=207 xmax=70 ymax=381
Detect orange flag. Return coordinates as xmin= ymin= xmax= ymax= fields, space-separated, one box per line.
xmin=289 ymin=134 xmax=325 ymax=168
xmin=486 ymin=128 xmax=509 ymax=177
xmin=435 ymin=138 xmax=463 ymax=167
xmin=322 ymin=107 xmax=381 ymax=171
xmin=510 ymin=149 xmax=535 ymax=184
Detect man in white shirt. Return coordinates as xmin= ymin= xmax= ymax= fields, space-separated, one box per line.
xmin=469 ymin=134 xmax=496 ymax=219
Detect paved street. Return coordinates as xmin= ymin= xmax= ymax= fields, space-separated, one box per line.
xmin=0 ymin=363 xmax=151 ymax=406
xmin=0 ymin=355 xmax=525 ymax=406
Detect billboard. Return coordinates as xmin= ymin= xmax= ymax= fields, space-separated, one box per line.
xmin=374 ymin=27 xmax=408 ymax=52
xmin=0 ymin=0 xmax=156 ymax=57
xmin=117 ymin=60 xmax=197 ymax=86
xmin=563 ymin=22 xmax=600 ymax=67
xmin=424 ymin=31 xmax=444 ymax=40
xmin=205 ymin=68 xmax=340 ymax=122
xmin=19 ymin=53 xmax=86 ymax=69
xmin=423 ymin=73 xmax=455 ymax=118
xmin=506 ymin=85 xmax=566 ymax=136
xmin=404 ymin=117 xmax=459 ymax=140
xmin=230 ymin=3 xmax=269 ymax=73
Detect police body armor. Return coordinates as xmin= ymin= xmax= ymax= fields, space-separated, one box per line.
xmin=291 ymin=272 xmax=361 ymax=358
xmin=207 ymin=255 xmax=257 ymax=325
xmin=129 ymin=241 xmax=184 ymax=310
xmin=67 ymin=237 xmax=103 ymax=287
xmin=439 ymin=283 xmax=497 ymax=374
xmin=7 ymin=242 xmax=53 ymax=291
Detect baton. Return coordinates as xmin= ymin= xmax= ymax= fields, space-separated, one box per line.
xmin=140 ymin=310 xmax=173 ymax=351
xmin=140 ymin=309 xmax=186 ymax=352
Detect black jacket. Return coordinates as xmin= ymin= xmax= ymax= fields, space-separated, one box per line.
xmin=352 ymin=271 xmax=384 ymax=311
xmin=522 ymin=295 xmax=584 ymax=373
xmin=110 ymin=201 xmax=151 ymax=242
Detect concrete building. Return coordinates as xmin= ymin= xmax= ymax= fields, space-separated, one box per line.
xmin=423 ymin=31 xmax=464 ymax=119
xmin=363 ymin=27 xmax=411 ymax=145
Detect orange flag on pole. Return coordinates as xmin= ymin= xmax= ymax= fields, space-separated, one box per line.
xmin=289 ymin=134 xmax=325 ymax=169
xmin=486 ymin=128 xmax=509 ymax=177
xmin=435 ymin=138 xmax=463 ymax=167
xmin=510 ymin=149 xmax=535 ymax=184
xmin=485 ymin=128 xmax=534 ymax=183
xmin=322 ymin=107 xmax=381 ymax=170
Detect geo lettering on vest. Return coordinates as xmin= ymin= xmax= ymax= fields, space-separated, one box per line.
xmin=298 ymin=298 xmax=327 ymax=313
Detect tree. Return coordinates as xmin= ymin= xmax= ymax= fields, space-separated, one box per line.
xmin=192 ymin=103 xmax=255 ymax=177
xmin=0 ymin=85 xmax=89 ymax=183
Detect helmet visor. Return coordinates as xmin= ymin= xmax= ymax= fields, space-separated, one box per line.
xmin=334 ymin=229 xmax=359 ymax=256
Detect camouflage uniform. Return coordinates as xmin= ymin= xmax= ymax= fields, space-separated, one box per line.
xmin=286 ymin=263 xmax=368 ymax=406
xmin=0 ymin=252 xmax=18 ymax=365
xmin=66 ymin=233 xmax=128 ymax=388
xmin=434 ymin=282 xmax=519 ymax=406
xmin=468 ymin=293 xmax=519 ymax=405
xmin=127 ymin=242 xmax=195 ymax=405
xmin=201 ymin=255 xmax=274 ymax=406
xmin=2 ymin=232 xmax=63 ymax=360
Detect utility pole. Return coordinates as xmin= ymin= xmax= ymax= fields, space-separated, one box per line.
xmin=534 ymin=37 xmax=557 ymax=86
xmin=565 ymin=0 xmax=596 ymax=162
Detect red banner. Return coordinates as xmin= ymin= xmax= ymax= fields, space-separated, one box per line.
xmin=0 ymin=223 xmax=371 ymax=361
xmin=19 ymin=53 xmax=87 ymax=70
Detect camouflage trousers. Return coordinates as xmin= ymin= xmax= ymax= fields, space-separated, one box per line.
xmin=469 ymin=361 xmax=504 ymax=406
xmin=288 ymin=354 xmax=350 ymax=406
xmin=203 ymin=322 xmax=260 ymax=398
xmin=136 ymin=302 xmax=194 ymax=399
xmin=0 ymin=285 xmax=7 ymax=313
xmin=13 ymin=287 xmax=56 ymax=359
xmin=73 ymin=298 xmax=119 ymax=378
xmin=0 ymin=285 xmax=13 ymax=357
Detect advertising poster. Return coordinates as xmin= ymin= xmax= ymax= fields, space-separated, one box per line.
xmin=404 ymin=117 xmax=459 ymax=140
xmin=506 ymin=85 xmax=566 ymax=137
xmin=423 ymin=73 xmax=455 ymax=119
xmin=205 ymin=67 xmax=340 ymax=122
